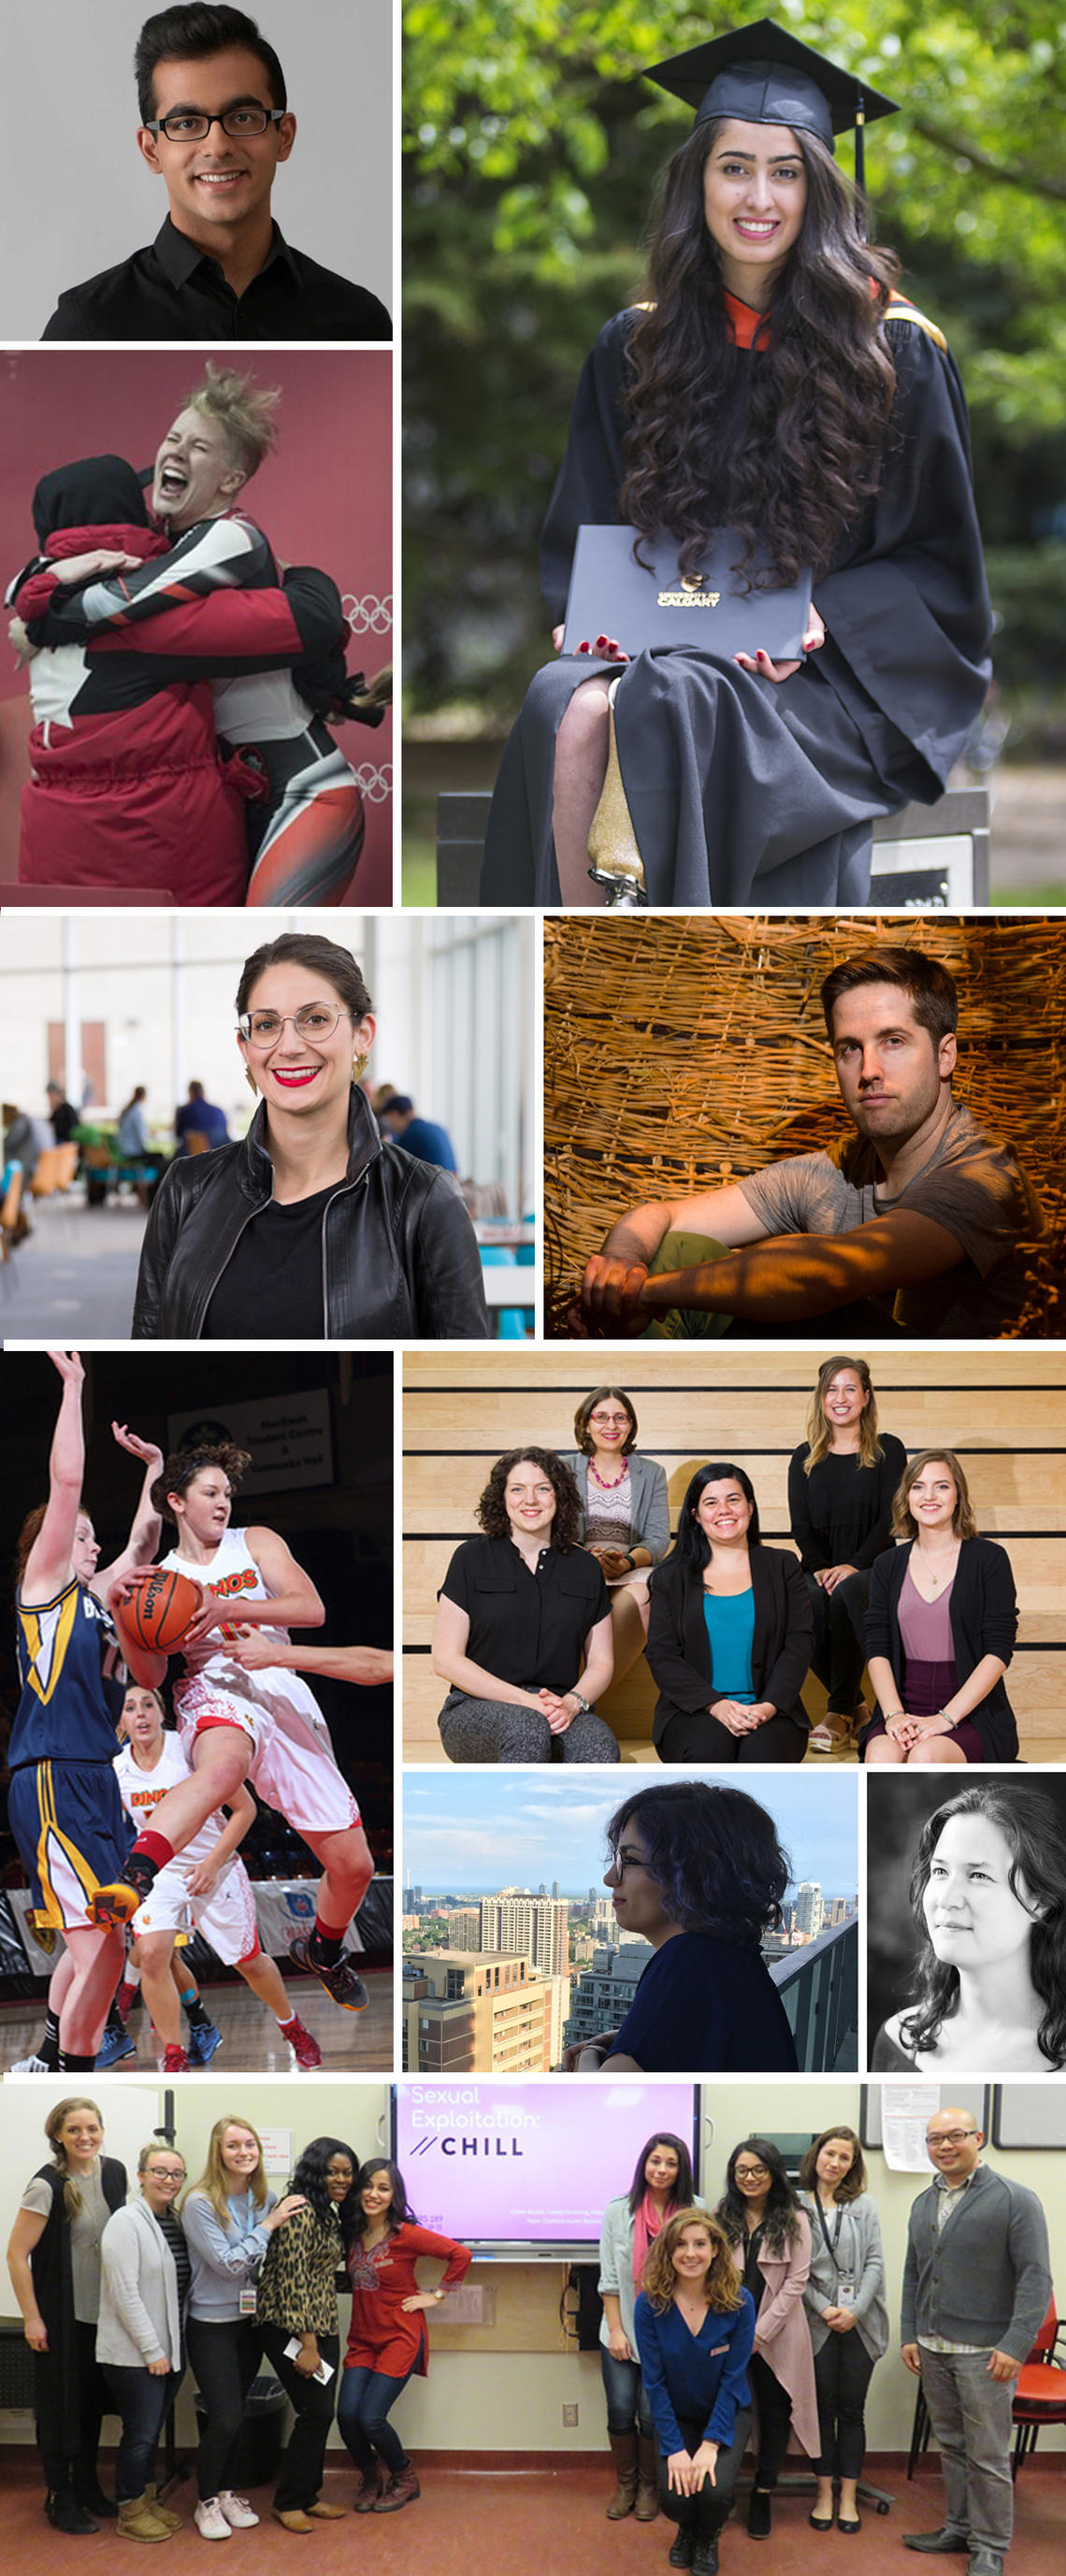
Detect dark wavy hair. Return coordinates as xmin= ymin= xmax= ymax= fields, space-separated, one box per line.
xmin=135 ymin=6 xmax=286 ymax=122
xmin=151 ymin=1441 xmax=252 ymax=1523
xmin=627 ymin=2130 xmax=695 ymax=2216
xmin=619 ymin=121 xmax=900 ymax=590
xmin=476 ymin=1448 xmax=582 ymax=1550
xmin=350 ymin=2158 xmax=418 ymax=2240
xmin=667 ymin=1462 xmax=760 ymax=1577
xmin=288 ymin=2136 xmax=359 ymax=2250
xmin=900 ymin=1783 xmax=1066 ymax=2068
xmin=641 ymin=2208 xmax=744 ymax=2316
xmin=605 ymin=1780 xmax=789 ymax=1945
xmin=235 ymin=932 xmax=373 ymax=1024
xmin=798 ymin=2124 xmax=867 ymax=2201
xmin=573 ymin=1386 xmax=639 ymax=1456
xmin=717 ymin=2136 xmax=802 ymax=2257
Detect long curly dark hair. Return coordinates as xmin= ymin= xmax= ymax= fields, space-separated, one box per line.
xmin=350 ymin=2157 xmax=418 ymax=2240
xmin=288 ymin=2136 xmax=360 ymax=2250
xmin=716 ymin=2136 xmax=802 ymax=2258
xmin=476 ymin=1448 xmax=582 ymax=1550
xmin=605 ymin=1780 xmax=789 ymax=1945
xmin=900 ymin=1783 xmax=1066 ymax=2068
xmin=619 ymin=121 xmax=900 ymax=589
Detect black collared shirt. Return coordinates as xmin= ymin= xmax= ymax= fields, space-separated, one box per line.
xmin=42 ymin=216 xmax=391 ymax=343
xmin=439 ymin=1535 xmax=610 ymax=1691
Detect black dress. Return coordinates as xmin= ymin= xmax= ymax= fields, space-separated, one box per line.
xmin=482 ymin=294 xmax=991 ymax=905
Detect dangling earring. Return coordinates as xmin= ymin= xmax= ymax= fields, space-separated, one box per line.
xmin=245 ymin=1069 xmax=258 ymax=1098
xmin=353 ymin=1052 xmax=370 ymax=1081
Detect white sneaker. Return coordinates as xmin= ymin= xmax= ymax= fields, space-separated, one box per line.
xmin=218 ymin=2495 xmax=259 ymax=2529
xmin=194 ymin=2500 xmax=233 ymax=2540
xmin=11 ymin=2054 xmax=50 ymax=2074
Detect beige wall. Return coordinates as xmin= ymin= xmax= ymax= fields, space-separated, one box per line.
xmin=4 ymin=2077 xmax=1060 ymax=2456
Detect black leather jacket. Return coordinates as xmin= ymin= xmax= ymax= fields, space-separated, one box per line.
xmin=132 ymin=1085 xmax=490 ymax=1340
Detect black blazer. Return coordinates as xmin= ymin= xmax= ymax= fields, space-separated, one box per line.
xmin=133 ymin=1083 xmax=489 ymax=1341
xmin=863 ymin=1535 xmax=1018 ymax=1761
xmin=646 ymin=1546 xmax=814 ymax=1750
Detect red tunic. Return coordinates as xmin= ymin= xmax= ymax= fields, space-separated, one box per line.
xmin=344 ymin=2223 xmax=472 ymax=2379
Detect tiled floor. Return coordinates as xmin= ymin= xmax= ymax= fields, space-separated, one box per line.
xmin=4 ymin=2451 xmax=1061 ymax=2575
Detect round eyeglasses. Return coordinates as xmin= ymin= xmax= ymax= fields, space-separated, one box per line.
xmin=238 ymin=1005 xmax=345 ymax=1048
xmin=147 ymin=106 xmax=287 ymax=141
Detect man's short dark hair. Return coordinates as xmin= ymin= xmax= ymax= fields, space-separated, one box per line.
xmin=820 ymin=946 xmax=959 ymax=1048
xmin=136 ymin=6 xmax=287 ymax=123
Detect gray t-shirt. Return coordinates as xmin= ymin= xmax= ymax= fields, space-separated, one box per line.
xmin=738 ymin=1101 xmax=1044 ymax=1335
xmin=21 ymin=2166 xmax=113 ymax=2323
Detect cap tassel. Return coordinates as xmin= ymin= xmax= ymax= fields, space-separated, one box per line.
xmin=855 ymin=91 xmax=866 ymax=194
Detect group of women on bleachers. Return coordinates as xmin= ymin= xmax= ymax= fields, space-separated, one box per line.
xmin=7 ymin=2107 xmax=469 ymax=2540
xmin=431 ymin=1358 xmax=1021 ymax=1769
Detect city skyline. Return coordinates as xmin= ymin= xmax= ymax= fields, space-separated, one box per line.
xmin=402 ymin=1769 xmax=858 ymax=1901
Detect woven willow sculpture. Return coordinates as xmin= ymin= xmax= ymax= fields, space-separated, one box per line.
xmin=543 ymin=914 xmax=1066 ymax=1336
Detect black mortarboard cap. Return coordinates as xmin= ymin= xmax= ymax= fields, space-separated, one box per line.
xmin=641 ymin=16 xmax=899 ymax=191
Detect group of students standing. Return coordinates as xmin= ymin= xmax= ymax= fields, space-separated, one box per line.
xmin=7 ymin=2104 xmax=470 ymax=2540
xmin=599 ymin=2123 xmax=886 ymax=2570
xmin=431 ymin=1360 xmax=1020 ymax=1764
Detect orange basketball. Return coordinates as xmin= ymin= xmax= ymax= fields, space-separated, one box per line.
xmin=123 ymin=1567 xmax=203 ymax=1652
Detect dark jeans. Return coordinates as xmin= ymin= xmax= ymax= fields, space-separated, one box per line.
xmin=101 ymin=2364 xmax=181 ymax=2502
xmin=804 ymin=1571 xmax=870 ymax=1713
xmin=749 ymin=2351 xmax=794 ymax=2487
xmin=813 ymin=2332 xmax=876 ymax=2480
xmin=37 ymin=2318 xmax=112 ymax=2494
xmin=186 ymin=2313 xmax=263 ymax=2502
xmin=658 ymin=1707 xmax=807 ymax=1763
xmin=260 ymin=2325 xmax=339 ymax=2511
xmin=337 ymin=2361 xmax=417 ymax=2476
xmin=655 ymin=2407 xmax=752 ymax=2537
xmin=600 ymin=2345 xmax=653 ymax=2439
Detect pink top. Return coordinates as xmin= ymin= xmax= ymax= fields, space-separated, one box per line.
xmin=899 ymin=1563 xmax=956 ymax=1662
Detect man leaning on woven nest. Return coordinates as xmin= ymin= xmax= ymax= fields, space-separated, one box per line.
xmin=568 ymin=947 xmax=1044 ymax=1343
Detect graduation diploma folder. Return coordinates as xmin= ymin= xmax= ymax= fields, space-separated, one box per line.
xmin=561 ymin=525 xmax=812 ymax=661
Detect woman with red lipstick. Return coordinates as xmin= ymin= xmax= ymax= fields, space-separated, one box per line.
xmin=861 ymin=1450 xmax=1018 ymax=1765
xmin=482 ymin=22 xmax=990 ymax=908
xmin=131 ymin=931 xmax=487 ymax=1338
xmin=432 ymin=1446 xmax=618 ymax=1761
xmin=563 ymin=1385 xmax=670 ymax=1685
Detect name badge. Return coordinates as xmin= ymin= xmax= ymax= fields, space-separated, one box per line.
xmin=238 ymin=2288 xmax=258 ymax=2316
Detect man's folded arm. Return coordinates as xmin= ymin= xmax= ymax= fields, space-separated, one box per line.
xmin=637 ymin=1208 xmax=967 ymax=1325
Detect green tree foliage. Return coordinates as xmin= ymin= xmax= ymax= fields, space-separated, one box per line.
xmin=403 ymin=0 xmax=1066 ymax=714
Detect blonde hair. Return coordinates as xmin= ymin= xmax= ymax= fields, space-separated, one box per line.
xmin=184 ymin=2115 xmax=268 ymax=2225
xmin=45 ymin=2096 xmax=103 ymax=2220
xmin=804 ymin=1355 xmax=882 ymax=1475
xmin=892 ymin=1448 xmax=978 ymax=1543
xmin=185 ymin=363 xmax=281 ymax=482
xmin=641 ymin=2208 xmax=744 ymax=2317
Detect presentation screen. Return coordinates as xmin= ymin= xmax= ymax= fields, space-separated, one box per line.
xmin=393 ymin=2081 xmax=699 ymax=2251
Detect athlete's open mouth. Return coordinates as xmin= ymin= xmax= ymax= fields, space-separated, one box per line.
xmin=158 ymin=465 xmax=190 ymax=499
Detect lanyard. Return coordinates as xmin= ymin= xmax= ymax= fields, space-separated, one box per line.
xmin=815 ymin=2198 xmax=845 ymax=2271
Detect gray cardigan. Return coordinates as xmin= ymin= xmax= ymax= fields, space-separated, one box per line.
xmin=901 ymin=2163 xmax=1051 ymax=2361
xmin=563 ymin=1450 xmax=670 ymax=1564
xmin=96 ymin=2197 xmax=183 ymax=2371
xmin=598 ymin=2191 xmax=707 ymax=2356
xmin=797 ymin=2190 xmax=889 ymax=2361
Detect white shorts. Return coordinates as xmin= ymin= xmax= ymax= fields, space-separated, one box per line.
xmin=174 ymin=1670 xmax=360 ymax=1842
xmin=131 ymin=1852 xmax=260 ymax=1968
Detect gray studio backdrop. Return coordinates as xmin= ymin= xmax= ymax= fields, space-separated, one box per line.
xmin=0 ymin=0 xmax=393 ymax=338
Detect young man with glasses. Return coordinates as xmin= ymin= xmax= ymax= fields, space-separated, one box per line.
xmin=42 ymin=5 xmax=391 ymax=340
xmin=900 ymin=2110 xmax=1051 ymax=2576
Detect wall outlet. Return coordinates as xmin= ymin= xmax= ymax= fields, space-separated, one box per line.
xmin=562 ymin=2404 xmax=579 ymax=2426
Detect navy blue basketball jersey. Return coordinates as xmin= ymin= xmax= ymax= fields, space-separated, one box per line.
xmin=10 ymin=1578 xmax=125 ymax=1768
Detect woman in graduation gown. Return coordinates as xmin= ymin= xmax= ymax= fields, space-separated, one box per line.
xmin=481 ymin=20 xmax=992 ymax=909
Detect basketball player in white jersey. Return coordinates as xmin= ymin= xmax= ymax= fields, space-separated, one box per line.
xmin=94 ymin=1441 xmax=373 ymax=2013
xmin=115 ymin=1681 xmax=323 ymax=2069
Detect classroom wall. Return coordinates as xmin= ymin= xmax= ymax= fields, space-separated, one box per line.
xmin=4 ymin=2078 xmax=1061 ymax=2455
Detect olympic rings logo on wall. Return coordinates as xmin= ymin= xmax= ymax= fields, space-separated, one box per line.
xmin=352 ymin=763 xmax=393 ymax=804
xmin=343 ymin=594 xmax=393 ymax=637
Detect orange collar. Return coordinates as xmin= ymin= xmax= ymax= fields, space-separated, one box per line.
xmin=723 ymin=288 xmax=771 ymax=351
